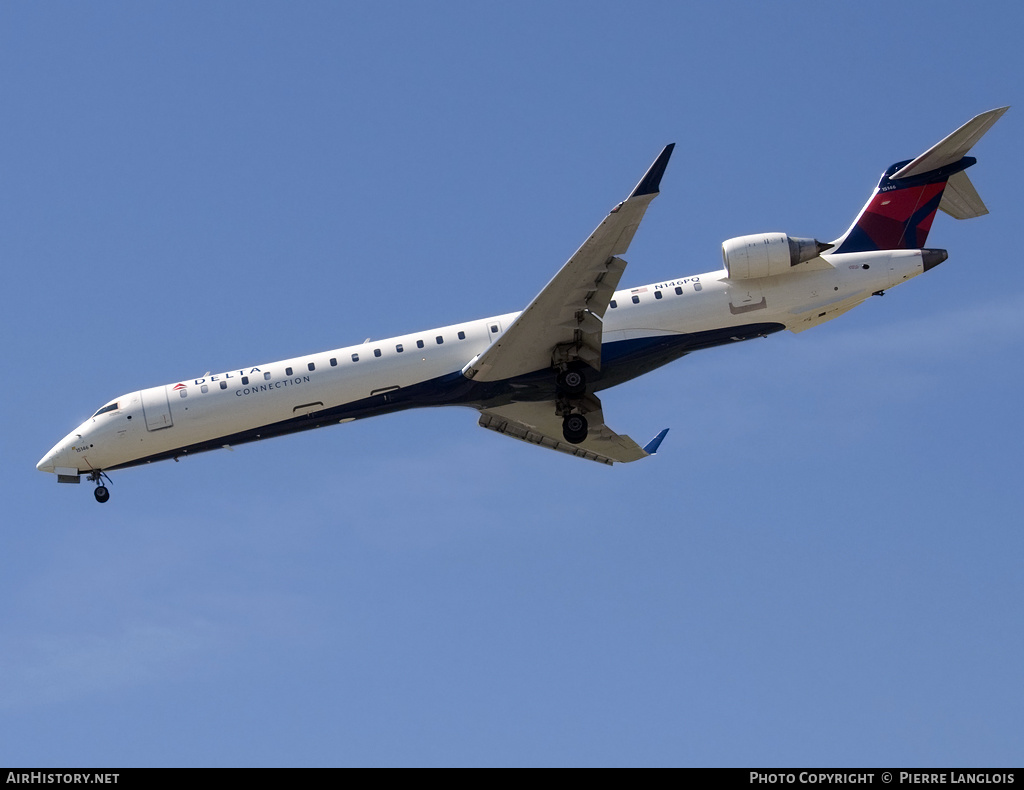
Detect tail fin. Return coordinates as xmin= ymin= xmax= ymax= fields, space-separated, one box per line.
xmin=831 ymin=107 xmax=1008 ymax=254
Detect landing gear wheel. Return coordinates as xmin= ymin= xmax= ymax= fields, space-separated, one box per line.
xmin=88 ymin=470 xmax=112 ymax=503
xmin=562 ymin=413 xmax=589 ymax=444
xmin=557 ymin=369 xmax=586 ymax=398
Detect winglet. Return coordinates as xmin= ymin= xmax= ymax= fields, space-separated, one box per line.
xmin=643 ymin=428 xmax=670 ymax=455
xmin=629 ymin=144 xmax=675 ymax=198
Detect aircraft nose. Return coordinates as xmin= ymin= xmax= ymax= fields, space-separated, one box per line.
xmin=37 ymin=435 xmax=75 ymax=474
xmin=37 ymin=446 xmax=58 ymax=473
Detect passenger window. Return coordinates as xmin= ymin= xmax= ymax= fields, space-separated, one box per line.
xmin=458 ymin=331 xmax=466 ymax=340
xmin=694 ymin=282 xmax=703 ymax=291
xmin=179 ymin=390 xmax=187 ymax=398
xmin=352 ymin=353 xmax=359 ymax=362
xmin=416 ymin=340 xmax=424 ymax=349
xmin=631 ymin=295 xmax=640 ymax=304
xmin=242 ymin=376 xmax=249 ymax=385
xmin=374 ymin=349 xmax=382 ymax=357
xmin=675 ymin=286 xmax=683 ymax=295
xmin=286 ymin=367 xmax=293 ymax=376
xmin=654 ymin=291 xmax=662 ymax=299
xmin=308 ymin=362 xmax=315 ymax=371
xmin=201 ymin=384 xmax=209 ymax=394
xmin=264 ymin=372 xmax=271 ymax=380
xmin=610 ymin=300 xmax=617 ymax=309
xmin=436 ymin=336 xmax=444 ymax=345
xmin=490 ymin=324 xmax=498 ymax=333
xmin=396 ymin=344 xmax=404 ymax=353
xmin=219 ymin=381 xmax=227 ymax=390
xmin=330 ymin=358 xmax=337 ymax=367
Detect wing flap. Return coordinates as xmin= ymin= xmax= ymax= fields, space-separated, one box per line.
xmin=589 ymin=255 xmax=628 ymax=316
xmin=477 ymin=399 xmax=650 ymax=465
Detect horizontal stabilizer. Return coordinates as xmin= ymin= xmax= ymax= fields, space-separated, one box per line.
xmin=891 ymin=107 xmax=1008 ymax=179
xmin=938 ymin=170 xmax=988 ymax=219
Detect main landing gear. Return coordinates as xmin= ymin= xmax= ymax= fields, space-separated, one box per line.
xmin=561 ymin=412 xmax=589 ymax=444
xmin=88 ymin=470 xmax=112 ymax=503
xmin=556 ymin=368 xmax=586 ymax=398
xmin=556 ymin=367 xmax=589 ymax=445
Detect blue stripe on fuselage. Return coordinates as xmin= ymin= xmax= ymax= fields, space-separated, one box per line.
xmin=106 ymin=321 xmax=785 ymax=470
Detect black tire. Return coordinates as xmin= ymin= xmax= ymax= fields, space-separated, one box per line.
xmin=562 ymin=413 xmax=588 ymax=444
xmin=557 ymin=369 xmax=586 ymax=398
xmin=94 ymin=486 xmax=110 ymax=504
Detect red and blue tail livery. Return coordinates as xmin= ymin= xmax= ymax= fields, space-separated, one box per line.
xmin=832 ymin=160 xmax=956 ymax=253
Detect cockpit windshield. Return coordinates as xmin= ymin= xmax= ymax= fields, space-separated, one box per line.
xmin=92 ymin=402 xmax=119 ymax=418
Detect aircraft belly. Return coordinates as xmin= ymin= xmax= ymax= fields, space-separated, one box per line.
xmin=594 ymin=324 xmax=786 ymax=389
xmin=467 ymin=322 xmax=788 ymax=406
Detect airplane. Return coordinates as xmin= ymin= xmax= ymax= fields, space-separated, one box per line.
xmin=38 ymin=108 xmax=1008 ymax=503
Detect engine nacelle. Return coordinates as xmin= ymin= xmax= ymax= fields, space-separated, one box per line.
xmin=722 ymin=233 xmax=832 ymax=279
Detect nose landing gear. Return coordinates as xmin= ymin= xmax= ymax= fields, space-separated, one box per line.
xmin=88 ymin=470 xmax=112 ymax=503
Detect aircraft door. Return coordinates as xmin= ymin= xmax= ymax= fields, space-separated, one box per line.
xmin=140 ymin=386 xmax=174 ymax=431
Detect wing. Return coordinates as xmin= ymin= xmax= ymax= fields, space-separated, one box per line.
xmin=462 ymin=144 xmax=675 ymax=383
xmin=477 ymin=398 xmax=668 ymax=466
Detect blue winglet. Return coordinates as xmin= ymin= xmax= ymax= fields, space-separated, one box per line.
xmin=643 ymin=428 xmax=670 ymax=455
xmin=629 ymin=144 xmax=675 ymax=198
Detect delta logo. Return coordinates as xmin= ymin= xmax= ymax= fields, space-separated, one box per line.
xmin=172 ymin=369 xmax=263 ymax=390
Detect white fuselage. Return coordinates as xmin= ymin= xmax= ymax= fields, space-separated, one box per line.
xmin=37 ymin=248 xmax=927 ymax=477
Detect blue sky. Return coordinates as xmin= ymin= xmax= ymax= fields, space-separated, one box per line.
xmin=3 ymin=0 xmax=1022 ymax=767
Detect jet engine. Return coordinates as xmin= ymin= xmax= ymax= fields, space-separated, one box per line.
xmin=722 ymin=233 xmax=833 ymax=279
